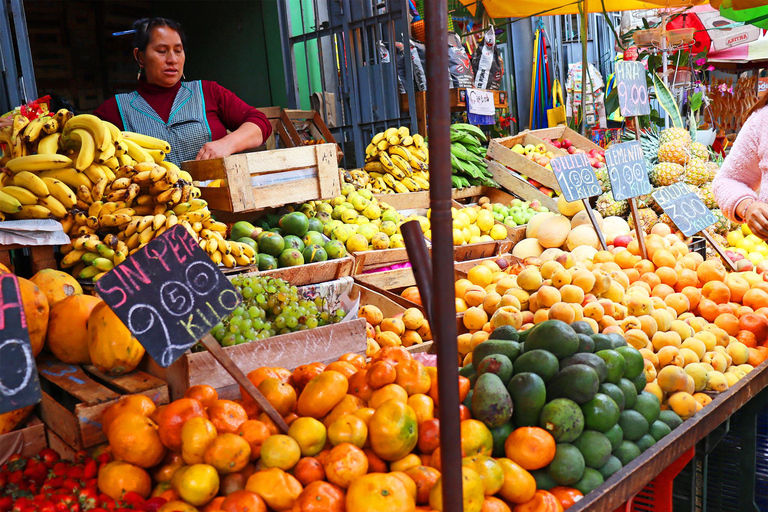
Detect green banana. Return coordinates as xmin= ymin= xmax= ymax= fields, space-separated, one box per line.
xmin=450 ymin=123 xmax=487 ymax=142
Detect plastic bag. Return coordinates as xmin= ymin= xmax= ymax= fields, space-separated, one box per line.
xmin=410 ymin=39 xmax=428 ymax=92
xmin=448 ymin=32 xmax=473 ymax=88
xmin=471 ymin=26 xmax=503 ymax=90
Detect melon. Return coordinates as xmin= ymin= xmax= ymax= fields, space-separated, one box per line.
xmin=603 ymin=216 xmax=632 ymax=244
xmin=525 ymin=212 xmax=555 ymax=239
xmin=566 ymin=224 xmax=601 ymax=251
xmin=536 ymin=216 xmax=572 ymax=249
xmin=540 ymin=248 xmax=565 ymax=262
xmin=512 ymin=238 xmax=545 ymax=259
xmin=571 ymin=209 xmax=604 ymax=230
xmin=557 ymin=195 xmax=586 ymax=217
xmin=571 ymin=245 xmax=599 ymax=263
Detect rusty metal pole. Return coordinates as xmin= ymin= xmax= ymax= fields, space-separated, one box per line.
xmin=423 ymin=2 xmax=463 ymax=511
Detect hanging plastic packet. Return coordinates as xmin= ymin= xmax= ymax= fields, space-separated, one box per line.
xmin=410 ymin=39 xmax=428 ymax=91
xmin=448 ymin=31 xmax=473 ymax=88
xmin=393 ymin=42 xmax=407 ymax=94
xmin=471 ymin=26 xmax=503 ymax=90
xmin=380 ymin=41 xmax=406 ymax=94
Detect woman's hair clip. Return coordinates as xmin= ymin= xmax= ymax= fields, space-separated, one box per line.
xmin=112 ymin=29 xmax=137 ymax=37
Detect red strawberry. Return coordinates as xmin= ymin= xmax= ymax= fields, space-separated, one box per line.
xmin=81 ymin=460 xmax=97 ymax=481
xmin=37 ymin=450 xmax=60 ymax=469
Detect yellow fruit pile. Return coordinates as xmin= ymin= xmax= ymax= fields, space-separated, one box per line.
xmin=360 ymin=304 xmax=432 ymax=355
xmin=426 ymin=205 xmax=508 ymax=246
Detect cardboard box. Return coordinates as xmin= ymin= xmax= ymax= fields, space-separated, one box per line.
xmin=698 ymin=11 xmax=760 ymax=52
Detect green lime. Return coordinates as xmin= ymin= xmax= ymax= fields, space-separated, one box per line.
xmin=595 ymin=350 xmax=626 ymax=384
xmin=580 ymin=394 xmax=620 ymax=433
xmin=598 ymin=455 xmax=623 ymax=480
xmin=615 ymin=346 xmax=644 ymax=380
xmin=612 ymin=440 xmax=641 ymax=466
xmin=634 ymin=392 xmax=661 ymax=425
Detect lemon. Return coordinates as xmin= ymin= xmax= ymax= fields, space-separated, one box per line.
xmin=747 ymin=252 xmax=765 ymax=264
xmin=341 ymin=209 xmax=358 ymax=224
xmin=490 ymin=224 xmax=508 ymax=241
xmin=355 ymin=215 xmax=370 ymax=225
xmin=727 ymin=230 xmax=744 ymax=246
xmin=346 ymin=233 xmax=369 ymax=252
xmin=757 ymin=244 xmax=768 ymax=256
xmin=464 ymin=207 xmax=478 ymax=224
xmin=453 ymin=228 xmax=465 ymax=245
xmin=469 ymin=224 xmax=481 ymax=238
xmin=454 ymin=212 xmax=471 ymax=230
xmin=363 ymin=203 xmax=381 ymax=220
xmin=380 ymin=220 xmax=397 ymax=236
xmin=737 ymin=239 xmax=756 ymax=253
xmin=462 ymin=227 xmax=472 ymax=243
xmin=479 ymin=235 xmax=493 ymax=242
xmin=743 ymin=223 xmax=753 ymax=235
xmin=391 ymin=234 xmax=405 ymax=247
xmin=476 ymin=210 xmax=494 ymax=232
xmin=371 ymin=232 xmax=391 ymax=250
xmin=469 ymin=236 xmax=482 ymax=244
xmin=357 ymin=223 xmax=379 ymax=242
xmin=332 ymin=225 xmax=353 ymax=243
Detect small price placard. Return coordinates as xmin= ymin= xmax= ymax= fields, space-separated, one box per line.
xmin=550 ymin=153 xmax=602 ymax=202
xmin=96 ymin=224 xmax=241 ymax=367
xmin=0 ymin=273 xmax=41 ymax=415
xmin=605 ymin=141 xmax=652 ymax=201
xmin=615 ymin=61 xmax=650 ymax=117
xmin=652 ymin=183 xmax=718 ymax=237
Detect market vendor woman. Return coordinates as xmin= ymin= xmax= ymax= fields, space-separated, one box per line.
xmin=95 ymin=17 xmax=271 ymax=165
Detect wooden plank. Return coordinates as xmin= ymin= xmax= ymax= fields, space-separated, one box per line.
xmin=569 ymin=358 xmax=768 ymax=512
xmin=183 ymin=145 xmax=327 ymax=179
xmin=527 ymin=126 xmax=602 ymax=151
xmin=487 ymin=161 xmax=558 ymax=211
xmin=451 ymin=186 xmax=486 ymax=200
xmin=40 ymin=391 xmax=82 ymax=449
xmin=351 ymin=247 xmax=410 ymax=273
xmin=354 ymin=267 xmax=416 ymax=292
xmin=183 ymin=319 xmax=367 ymax=391
xmin=486 ymin=138 xmax=561 ymax=191
xmin=37 ymin=358 xmax=119 ymax=405
xmin=229 ymin=257 xmax=354 ymax=286
xmin=454 ymin=241 xmax=510 ymax=262
xmin=46 ymin=428 xmax=77 ymax=461
xmin=29 ymin=246 xmax=57 ymax=273
xmin=316 ymin=144 xmax=341 ymax=199
xmin=0 ymin=416 xmax=46 ymax=463
xmin=82 ymin=366 xmax=169 ymax=403
xmin=197 ymin=187 xmax=234 ymax=211
xmin=374 ymin=191 xmax=431 ymax=210
xmin=226 ymin=154 xmax=258 ymax=212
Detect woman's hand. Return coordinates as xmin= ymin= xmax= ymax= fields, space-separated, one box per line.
xmin=745 ymin=201 xmax=768 ymax=240
xmin=195 ymin=139 xmax=234 ymax=161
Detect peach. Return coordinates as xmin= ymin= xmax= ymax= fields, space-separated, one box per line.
xmin=613 ymin=304 xmax=628 ymax=321
xmin=482 ymin=292 xmax=502 ymax=315
xmin=656 ymin=267 xmax=678 ymax=287
xmin=560 ymin=284 xmax=585 ymax=305
xmin=665 ymin=293 xmax=690 ymax=316
xmin=685 ymin=316 xmax=707 ymax=333
xmin=495 ymin=276 xmax=518 ymax=296
xmin=572 ymin=270 xmax=596 ymax=294
xmin=602 ymin=281 xmax=625 ymax=304
xmin=598 ymin=299 xmax=615 ymax=318
xmin=583 ymin=302 xmax=604 ymax=322
xmin=693 ymin=331 xmax=717 ymax=351
xmin=651 ymin=308 xmax=674 ymax=332
xmin=644 ymin=360 xmax=658 ymax=383
xmin=570 ymin=303 xmax=584 ymax=321
xmin=638 ymin=315 xmax=658 ymax=337
xmin=625 ymin=329 xmax=650 ymax=350
xmin=540 ymin=261 xmax=563 ymax=280
xmin=681 ymin=286 xmax=702 ymax=311
xmin=521 ymin=311 xmax=534 ymax=325
xmin=603 ymin=325 xmax=624 ymax=336
xmin=533 ymin=308 xmax=550 ymax=324
xmin=653 ymin=331 xmax=682 ymax=351
xmin=714 ymin=313 xmax=740 ymax=337
xmin=658 ymin=365 xmax=689 ymax=393
xmin=505 ymin=288 xmax=529 ymax=310
xmin=469 ymin=331 xmax=490 ymax=350
xmin=489 ymin=306 xmax=523 ymax=330
xmin=464 ymin=285 xmax=487 ymax=307
xmin=626 ymin=295 xmax=653 ymax=317
xmin=498 ymin=294 xmax=522 ymax=311
xmin=536 ymin=286 xmax=561 ymax=308
xmin=650 ymin=296 xmax=667 ymax=311
xmin=681 ymin=338 xmax=706 ymax=360
xmin=640 ymin=348 xmax=659 ymax=367
xmin=651 ymin=283 xmax=675 ymax=300
xmin=549 ymin=302 xmax=576 ymax=323
xmin=669 ymin=320 xmax=694 ymax=342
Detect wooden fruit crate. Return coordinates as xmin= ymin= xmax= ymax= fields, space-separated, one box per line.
xmin=223 ymin=256 xmax=355 ymax=287
xmin=452 ymin=186 xmax=487 ymax=200
xmin=452 ymin=186 xmax=518 ymax=205
xmin=0 ymin=416 xmax=46 ymax=464
xmin=255 ymin=106 xmax=294 ymax=150
xmin=37 ymin=358 xmax=169 ymax=450
xmin=145 ymin=319 xmax=368 ymax=400
xmin=0 ymin=245 xmax=57 ymax=277
xmin=351 ymin=247 xmax=410 ymax=274
xmin=374 ymin=191 xmax=431 ymax=210
xmin=182 ymin=144 xmax=341 ymax=213
xmin=353 ymin=267 xmax=420 ymax=309
xmin=349 ymin=283 xmax=433 ymax=355
xmin=280 ymin=109 xmax=343 ymax=162
xmin=528 ymin=125 xmax=603 ymax=152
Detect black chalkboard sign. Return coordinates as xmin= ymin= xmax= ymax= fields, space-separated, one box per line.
xmin=95 ymin=224 xmax=242 ymax=367
xmin=615 ymin=61 xmax=650 ymax=117
xmin=652 ymin=183 xmax=718 ymax=238
xmin=0 ymin=273 xmax=41 ymax=415
xmin=551 ymin=153 xmax=603 ymax=202
xmin=605 ymin=141 xmax=653 ymax=201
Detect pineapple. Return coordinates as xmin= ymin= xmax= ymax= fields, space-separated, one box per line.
xmin=691 ymin=142 xmax=710 ymax=161
xmin=684 ymin=159 xmax=709 ymax=186
xmin=657 ymin=140 xmax=690 ymax=166
xmin=711 ymin=208 xmax=730 ymax=235
xmin=696 ymin=183 xmax=717 ymax=209
xmin=595 ymin=166 xmax=611 ymax=192
xmin=650 ymin=162 xmax=685 ymax=187
xmin=596 ymin=192 xmax=628 ymax=217
xmin=637 ymin=193 xmax=654 ymax=209
xmin=704 ymin=161 xmax=719 ymax=181
xmin=628 ymin=208 xmax=659 ymax=234
xmin=659 ymin=127 xmax=692 ymax=146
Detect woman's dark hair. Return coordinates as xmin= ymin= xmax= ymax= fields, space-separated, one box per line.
xmin=132 ymin=17 xmax=186 ymax=53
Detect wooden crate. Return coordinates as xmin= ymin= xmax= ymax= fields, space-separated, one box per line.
xmin=349 ymin=283 xmax=434 ymax=355
xmin=486 ymin=133 xmax=564 ymax=211
xmin=223 ymin=256 xmax=355 ymax=286
xmin=452 ymin=186 xmax=487 ymax=200
xmin=0 ymin=245 xmax=57 ymax=277
xmin=280 ymin=110 xmax=343 ymax=162
xmin=182 ymin=144 xmax=341 ymax=213
xmin=0 ymin=416 xmax=46 ymax=464
xmin=374 ymin=191 xmax=431 ymax=210
xmin=351 ymin=248 xmax=410 ymax=274
xmin=353 ymin=267 xmax=420 ymax=309
xmin=527 ymin=125 xmax=603 ymax=152
xmin=46 ymin=428 xmax=77 ymax=461
xmin=452 ymin=186 xmax=518 ymax=205
xmin=146 ymin=319 xmax=368 ymax=400
xmin=255 ymin=107 xmax=294 ymax=150
xmin=37 ymin=358 xmax=169 ymax=450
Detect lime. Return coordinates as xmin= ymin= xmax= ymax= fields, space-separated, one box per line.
xmin=595 ymin=350 xmax=626 ymax=384
xmin=580 ymin=394 xmax=620 ymax=433
xmin=612 ymin=440 xmax=641 ymax=466
xmin=598 ymin=455 xmax=622 ymax=480
xmin=615 ymin=346 xmax=644 ymax=380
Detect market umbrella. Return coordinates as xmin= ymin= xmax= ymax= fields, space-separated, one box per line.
xmin=459 ymin=0 xmax=706 ymax=18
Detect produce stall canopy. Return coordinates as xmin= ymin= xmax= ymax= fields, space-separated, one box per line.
xmin=459 ymin=0 xmax=706 ymax=17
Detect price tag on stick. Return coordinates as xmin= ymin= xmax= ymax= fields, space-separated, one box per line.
xmin=0 ymin=273 xmax=41 ymax=415
xmin=652 ymin=183 xmax=735 ymax=270
xmin=96 ymin=224 xmax=290 ymax=431
xmin=615 ymin=61 xmax=650 ymax=117
xmin=550 ymin=153 xmax=607 ymax=250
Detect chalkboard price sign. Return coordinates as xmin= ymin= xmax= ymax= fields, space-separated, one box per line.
xmin=652 ymin=183 xmax=718 ymax=237
xmin=96 ymin=224 xmax=242 ymax=367
xmin=605 ymin=141 xmax=653 ymax=201
xmin=550 ymin=153 xmax=603 ymax=202
xmin=615 ymin=61 xmax=650 ymax=117
xmin=0 ymin=273 xmax=41 ymax=415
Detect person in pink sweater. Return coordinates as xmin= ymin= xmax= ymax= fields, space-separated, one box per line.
xmin=713 ymin=95 xmax=768 ymax=239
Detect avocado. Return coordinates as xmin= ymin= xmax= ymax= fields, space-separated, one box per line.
xmin=607 ymin=332 xmax=628 ymax=348
xmin=517 ymin=328 xmax=531 ymax=344
xmin=463 ymin=389 xmax=474 ymax=409
xmin=490 ymin=325 xmax=519 ymax=341
xmin=476 ymin=354 xmax=514 ymax=385
xmin=548 ymin=444 xmax=585 ymax=486
xmin=598 ymin=455 xmax=623 ymax=480
xmin=539 ymin=398 xmax=584 ymax=443
xmin=604 ymin=424 xmax=624 ymax=451
xmin=459 ymin=364 xmax=476 ymax=377
xmin=507 ymin=373 xmax=546 ymax=428
xmin=590 ymin=334 xmax=615 ymax=352
xmin=658 ymin=410 xmax=683 ymax=430
xmin=617 ymin=378 xmax=638 ymax=409
xmin=634 ymin=392 xmax=661 ymax=425
xmin=531 ymin=469 xmax=558 ymax=491
xmin=231 ymin=220 xmax=259 ymax=240
xmin=635 ymin=433 xmax=656 ymax=452
xmin=573 ymin=467 xmax=604 ymax=495
xmin=523 ymin=320 xmax=579 ymax=359
xmin=599 ymin=383 xmax=626 ymax=412
xmin=581 ymin=393 xmax=620 ymax=433
xmin=595 ymin=350 xmax=626 ymax=384
xmin=571 ymin=320 xmax=596 ymax=335
xmin=613 ymin=440 xmax=641 ymax=466
xmin=573 ymin=430 xmax=612 ymax=469
xmin=618 ymin=410 xmax=649 ymax=441
xmin=560 ymin=353 xmax=608 ymax=383
xmin=473 ymin=340 xmax=521 ymax=368
xmin=471 ymin=373 xmax=513 ymax=428
xmin=633 ymin=373 xmax=648 ymax=393
xmin=489 ymin=422 xmax=515 ymax=458
xmin=547 ymin=365 xmax=600 ymax=404
xmin=513 ymin=349 xmax=559 ymax=383
xmin=577 ymin=334 xmax=595 ymax=353
xmin=615 ymin=346 xmax=644 ymax=380
xmin=649 ymin=420 xmax=672 ymax=441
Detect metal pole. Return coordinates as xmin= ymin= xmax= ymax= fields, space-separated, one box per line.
xmin=580 ymin=2 xmax=589 ymax=136
xmin=424 ymin=1 xmax=462 ymax=511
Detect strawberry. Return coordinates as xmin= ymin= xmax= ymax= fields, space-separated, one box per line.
xmin=61 ymin=479 xmax=81 ymax=494
xmin=144 ymin=498 xmax=167 ymax=512
xmin=65 ymin=466 xmax=84 ymax=480
xmin=81 ymin=460 xmax=97 ymax=481
xmin=37 ymin=450 xmax=59 ymax=469
xmin=77 ymin=488 xmax=98 ymax=510
xmin=0 ymin=496 xmax=13 ymax=512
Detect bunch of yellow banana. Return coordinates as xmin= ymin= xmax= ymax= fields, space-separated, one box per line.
xmin=362 ymin=126 xmax=429 ymax=194
xmin=0 ymin=170 xmax=74 ymax=219
xmin=341 ymin=168 xmax=371 ymax=190
xmin=199 ymin=230 xmax=256 ymax=268
xmin=59 ymin=233 xmax=127 ymax=281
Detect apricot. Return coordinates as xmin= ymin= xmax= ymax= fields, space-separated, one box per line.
xmin=482 ymin=292 xmax=502 ymax=315
xmin=702 ymin=281 xmax=731 ymax=305
xmin=727 ymin=341 xmax=750 ymax=365
xmin=455 ymin=279 xmax=473 ymax=298
xmin=668 ymin=392 xmax=697 ymax=419
xmin=651 ymin=283 xmax=675 ymax=300
xmin=625 ymin=329 xmax=650 ymax=350
xmin=533 ymin=309 xmax=550 ymax=324
xmin=457 ymin=334 xmax=473 ymax=356
xmin=658 ymin=366 xmax=689 ymax=393
xmin=669 ymin=320 xmax=694 ymax=342
xmin=582 ymin=318 xmax=599 ymax=335
xmin=626 ymin=295 xmax=653 ymax=316
xmin=655 ymin=267 xmax=678 ymax=287
xmin=697 ymin=259 xmax=727 ymax=284
xmin=652 ymin=249 xmax=676 ymax=269
xmin=603 ymin=281 xmax=625 ymax=304
xmin=572 ymin=270 xmax=596 ymax=294
xmin=657 ymin=346 xmax=683 ymax=368
xmin=651 ymin=309 xmax=674 ymax=332
xmin=644 ymin=381 xmax=664 ymax=403
xmin=540 ymin=261 xmax=564 ymax=280
xmin=679 ymin=348 xmax=700 ymax=366
xmin=664 ymin=293 xmax=690 ymax=316
xmin=714 ymin=313 xmax=740 ymax=337
xmin=463 ymin=307 xmax=488 ymax=331
xmin=536 ymin=286 xmax=561 ymax=308
xmin=614 ymin=250 xmax=637 ymax=270
xmin=469 ymin=331 xmax=490 ymax=351
xmin=549 ymin=302 xmax=576 ymax=324
xmin=706 ymin=371 xmax=728 ymax=392
xmin=517 ymin=268 xmax=543 ymax=291
xmin=551 ymin=269 xmax=572 ymax=288
xmin=638 ymin=315 xmax=658 ymax=338
xmin=570 ymin=303 xmax=584 ymax=321
xmin=560 ymin=284 xmax=585 ymax=305
xmin=653 ymin=331 xmax=682 ymax=351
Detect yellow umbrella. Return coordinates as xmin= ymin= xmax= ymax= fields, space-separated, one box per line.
xmin=459 ymin=0 xmax=706 ymax=17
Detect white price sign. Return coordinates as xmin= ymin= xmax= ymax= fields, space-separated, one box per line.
xmin=467 ymin=89 xmax=495 ymax=116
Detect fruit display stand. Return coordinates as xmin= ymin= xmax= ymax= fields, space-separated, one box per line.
xmin=528 ymin=125 xmax=603 ymax=152
xmin=36 ymin=357 xmax=169 ymax=451
xmin=0 ymin=416 xmax=46 ymax=463
xmin=399 ymin=88 xmax=508 ymax=137
xmin=373 ymin=190 xmax=431 ymax=210
xmin=222 ymin=255 xmax=355 ymax=286
xmin=485 ymin=133 xmax=562 ymax=211
xmin=279 ymin=109 xmax=344 ymax=162
xmin=181 ymin=143 xmax=341 ymax=212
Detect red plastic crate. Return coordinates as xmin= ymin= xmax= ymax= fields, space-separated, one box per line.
xmin=613 ymin=447 xmax=695 ymax=512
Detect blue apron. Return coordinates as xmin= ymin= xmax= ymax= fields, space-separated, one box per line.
xmin=115 ymin=80 xmax=211 ymax=165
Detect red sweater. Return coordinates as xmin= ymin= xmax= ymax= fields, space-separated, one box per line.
xmin=94 ymin=79 xmax=272 ymax=142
